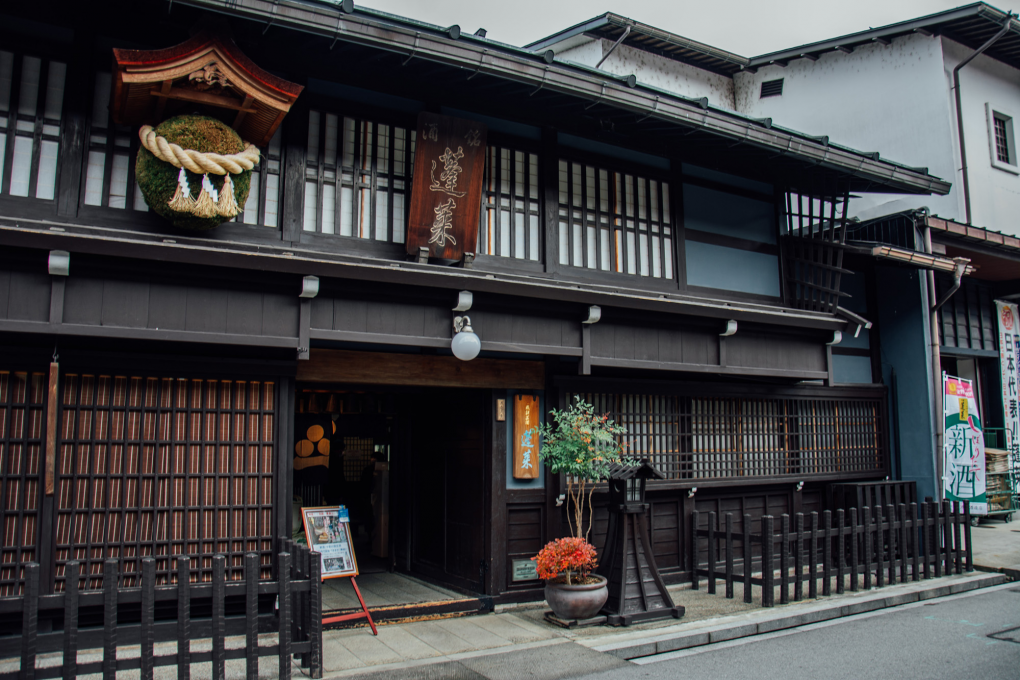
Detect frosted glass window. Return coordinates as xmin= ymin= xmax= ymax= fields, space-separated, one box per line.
xmin=107 ymin=154 xmax=130 ymax=209
xmin=1 ymin=54 xmax=65 ymax=201
xmin=83 ymin=150 xmax=105 ymax=206
xmin=304 ymin=109 xmax=411 ymax=242
xmin=43 ymin=61 xmax=65 ymax=121
xmin=9 ymin=136 xmax=33 ymax=196
xmin=34 ymin=140 xmax=58 ymax=200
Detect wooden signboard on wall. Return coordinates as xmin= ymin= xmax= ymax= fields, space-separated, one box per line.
xmin=407 ymin=112 xmax=487 ymax=262
xmin=513 ymin=394 xmax=540 ymax=479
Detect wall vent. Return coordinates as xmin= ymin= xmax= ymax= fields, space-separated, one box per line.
xmin=760 ymin=78 xmax=784 ymax=98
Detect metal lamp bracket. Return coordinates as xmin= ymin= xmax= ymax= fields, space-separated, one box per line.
xmin=583 ymin=305 xmax=601 ymax=324
xmin=720 ymin=320 xmax=737 ymax=337
xmin=453 ymin=291 xmax=473 ymax=312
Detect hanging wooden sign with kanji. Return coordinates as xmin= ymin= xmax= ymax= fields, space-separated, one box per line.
xmin=407 ymin=113 xmax=487 ymax=262
xmin=513 ymin=394 xmax=540 ymax=480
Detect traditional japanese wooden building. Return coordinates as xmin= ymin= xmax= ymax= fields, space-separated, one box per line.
xmin=0 ymin=0 xmax=951 ymax=611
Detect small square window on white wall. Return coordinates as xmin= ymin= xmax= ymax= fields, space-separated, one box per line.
xmin=986 ymin=103 xmax=1019 ymax=175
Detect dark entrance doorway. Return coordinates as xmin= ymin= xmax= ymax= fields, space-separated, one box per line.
xmin=403 ymin=389 xmax=487 ymax=593
xmin=293 ymin=386 xmax=488 ymax=598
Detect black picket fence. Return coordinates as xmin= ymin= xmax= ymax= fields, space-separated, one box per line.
xmin=692 ymin=500 xmax=973 ymax=607
xmin=0 ymin=539 xmax=322 ymax=680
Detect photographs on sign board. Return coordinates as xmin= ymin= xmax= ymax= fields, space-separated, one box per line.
xmin=301 ymin=506 xmax=358 ymax=579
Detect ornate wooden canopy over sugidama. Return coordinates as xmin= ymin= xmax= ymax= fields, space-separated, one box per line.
xmin=111 ymin=32 xmax=303 ymax=147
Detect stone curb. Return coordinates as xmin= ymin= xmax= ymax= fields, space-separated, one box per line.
xmin=587 ymin=572 xmax=1008 ymax=660
xmin=974 ymin=562 xmax=1020 ymax=581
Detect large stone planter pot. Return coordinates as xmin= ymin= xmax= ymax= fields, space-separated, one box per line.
xmin=544 ymin=574 xmax=608 ymax=620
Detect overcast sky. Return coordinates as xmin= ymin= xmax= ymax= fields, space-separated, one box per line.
xmin=357 ymin=0 xmax=976 ymax=56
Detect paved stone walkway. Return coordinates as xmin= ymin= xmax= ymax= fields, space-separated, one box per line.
xmin=971 ymin=515 xmax=1020 ymax=579
xmin=304 ymin=571 xmax=1005 ymax=678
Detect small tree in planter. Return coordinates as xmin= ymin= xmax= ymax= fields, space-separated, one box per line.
xmin=530 ymin=396 xmax=629 ymax=621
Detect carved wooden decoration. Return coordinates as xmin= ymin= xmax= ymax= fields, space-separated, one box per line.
xmin=407 ymin=113 xmax=487 ymax=262
xmin=513 ymin=394 xmax=540 ymax=480
xmin=111 ymin=32 xmax=303 ymax=147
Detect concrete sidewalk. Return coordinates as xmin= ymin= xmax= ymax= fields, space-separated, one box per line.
xmin=971 ymin=515 xmax=1020 ymax=579
xmin=306 ymin=570 xmax=1008 ymax=679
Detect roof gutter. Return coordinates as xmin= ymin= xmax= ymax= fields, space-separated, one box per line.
xmin=953 ymin=12 xmax=1014 ymax=224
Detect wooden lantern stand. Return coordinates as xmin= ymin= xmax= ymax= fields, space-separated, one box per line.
xmin=598 ymin=460 xmax=685 ymax=626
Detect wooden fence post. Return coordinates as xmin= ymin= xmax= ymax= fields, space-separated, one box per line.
xmin=691 ymin=511 xmax=699 ymax=591
xmin=742 ymin=514 xmax=751 ymax=604
xmin=725 ymin=513 xmax=734 ymax=600
xmin=309 ymin=550 xmax=323 ymax=679
xmin=808 ymin=512 xmax=818 ymax=599
xmin=141 ymin=558 xmax=155 ymax=680
xmin=964 ymin=501 xmax=973 ymax=572
xmin=922 ymin=502 xmax=932 ymax=580
xmin=898 ymin=504 xmax=909 ymax=583
xmin=952 ymin=502 xmax=962 ymax=575
xmin=849 ymin=508 xmax=858 ymax=592
xmin=940 ymin=500 xmax=951 ymax=576
xmin=62 ymin=561 xmax=79 ymax=680
xmin=102 ymin=559 xmax=118 ymax=680
xmin=20 ymin=563 xmax=39 ymax=680
xmin=246 ymin=553 xmax=259 ymax=680
xmin=762 ymin=516 xmax=774 ymax=608
xmin=212 ymin=555 xmax=226 ymax=680
xmin=909 ymin=502 xmax=919 ymax=581
xmin=875 ymin=505 xmax=885 ymax=588
xmin=779 ymin=515 xmax=789 ymax=605
xmin=822 ymin=510 xmax=832 ymax=597
xmin=889 ymin=503 xmax=897 ymax=587
xmin=177 ymin=556 xmax=191 ymax=680
xmin=863 ymin=506 xmax=873 ymax=590
xmin=794 ymin=513 xmax=804 ymax=602
xmin=707 ymin=512 xmax=716 ymax=595
xmin=279 ymin=551 xmax=292 ymax=680
xmin=836 ymin=509 xmax=845 ymax=595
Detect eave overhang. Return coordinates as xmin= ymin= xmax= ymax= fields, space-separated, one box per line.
xmin=178 ymin=0 xmax=950 ymax=197
xmin=0 ymin=217 xmax=847 ymax=333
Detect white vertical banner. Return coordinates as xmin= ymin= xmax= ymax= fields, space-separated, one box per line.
xmin=943 ymin=373 xmax=987 ymax=515
xmin=995 ymin=301 xmax=1020 ymax=480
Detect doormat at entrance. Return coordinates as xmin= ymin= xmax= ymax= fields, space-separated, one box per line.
xmin=323 ymin=597 xmax=495 ymax=629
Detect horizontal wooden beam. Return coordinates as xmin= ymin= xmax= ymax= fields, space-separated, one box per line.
xmin=297 ymin=349 xmax=545 ymax=388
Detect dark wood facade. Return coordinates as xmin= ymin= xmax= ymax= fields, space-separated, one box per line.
xmin=0 ymin=0 xmax=938 ymax=602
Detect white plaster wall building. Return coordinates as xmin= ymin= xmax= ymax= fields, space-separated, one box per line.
xmin=530 ymin=4 xmax=1020 ymax=236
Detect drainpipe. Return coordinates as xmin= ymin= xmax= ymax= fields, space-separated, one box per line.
xmin=921 ymin=209 xmax=970 ymax=500
xmin=921 ymin=215 xmax=944 ymax=499
xmin=952 ymin=13 xmax=1014 ymax=224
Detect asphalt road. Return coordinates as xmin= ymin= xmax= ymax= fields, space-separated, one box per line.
xmin=582 ymin=583 xmax=1020 ymax=680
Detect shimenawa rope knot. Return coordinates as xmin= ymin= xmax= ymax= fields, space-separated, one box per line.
xmin=140 ymin=125 xmax=260 ymax=219
xmin=138 ymin=125 xmax=260 ymax=175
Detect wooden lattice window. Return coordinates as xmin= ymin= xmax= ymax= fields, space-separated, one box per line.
xmin=0 ymin=50 xmax=66 ymax=201
xmin=83 ymin=72 xmax=147 ymax=211
xmin=571 ymin=391 xmax=884 ymax=482
xmin=783 ymin=191 xmax=850 ymax=314
xmin=558 ymin=160 xmax=673 ymax=279
xmin=479 ymin=145 xmax=541 ymax=260
xmin=0 ymin=371 xmax=45 ymax=596
xmin=55 ymin=374 xmax=276 ymax=589
xmin=303 ymin=110 xmax=414 ymax=241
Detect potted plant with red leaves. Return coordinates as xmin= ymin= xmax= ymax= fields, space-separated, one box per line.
xmin=531 ymin=396 xmax=628 ymax=620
